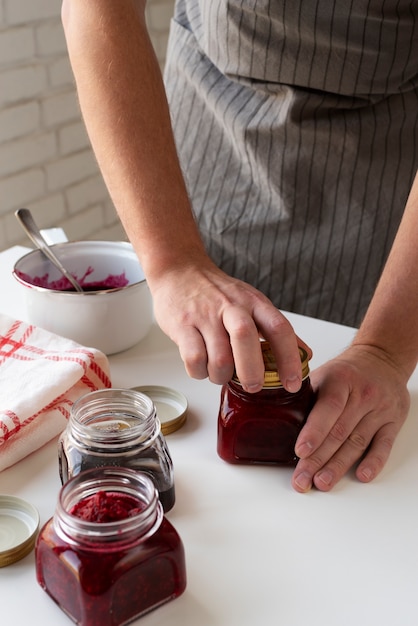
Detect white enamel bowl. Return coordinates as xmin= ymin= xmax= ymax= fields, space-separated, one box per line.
xmin=12 ymin=241 xmax=153 ymax=355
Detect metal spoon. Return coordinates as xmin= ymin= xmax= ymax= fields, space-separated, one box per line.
xmin=15 ymin=208 xmax=84 ymax=293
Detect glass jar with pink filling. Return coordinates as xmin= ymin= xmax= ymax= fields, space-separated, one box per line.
xmin=36 ymin=467 xmax=187 ymax=626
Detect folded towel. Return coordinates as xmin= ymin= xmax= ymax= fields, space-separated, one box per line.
xmin=0 ymin=313 xmax=112 ymax=472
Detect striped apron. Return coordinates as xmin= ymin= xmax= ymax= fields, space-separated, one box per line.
xmin=163 ymin=1 xmax=418 ymax=327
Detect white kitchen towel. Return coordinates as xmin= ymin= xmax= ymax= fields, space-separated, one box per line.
xmin=0 ymin=313 xmax=112 ymax=472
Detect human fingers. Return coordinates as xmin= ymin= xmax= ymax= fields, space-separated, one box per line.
xmin=293 ymin=370 xmax=351 ymax=461
xmin=292 ymin=353 xmax=410 ymax=492
xmin=176 ymin=319 xmax=238 ymax=385
xmin=221 ymin=304 xmax=266 ymax=391
xmin=152 ymin=266 xmax=307 ymax=390
xmin=294 ymin=419 xmax=400 ymax=493
xmin=176 ymin=326 xmax=209 ymax=380
xmin=185 ymin=300 xmax=301 ymax=391
xmin=292 ymin=410 xmax=378 ymax=492
xmin=205 ymin=326 xmax=238 ymax=385
xmin=291 ymin=386 xmax=357 ymax=492
xmin=252 ymin=303 xmax=304 ymax=392
xmin=355 ymin=422 xmax=404 ymax=483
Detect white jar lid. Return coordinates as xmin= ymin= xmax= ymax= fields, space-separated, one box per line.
xmin=0 ymin=495 xmax=39 ymax=567
xmin=131 ymin=385 xmax=188 ymax=435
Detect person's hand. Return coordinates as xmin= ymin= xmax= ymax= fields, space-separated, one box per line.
xmin=148 ymin=259 xmax=310 ymax=393
xmin=292 ymin=344 xmax=411 ymax=492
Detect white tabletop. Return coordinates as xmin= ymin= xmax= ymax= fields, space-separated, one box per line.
xmin=1 ymin=246 xmax=418 ymax=626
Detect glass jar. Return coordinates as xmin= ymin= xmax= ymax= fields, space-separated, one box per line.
xmin=217 ymin=341 xmax=315 ymax=465
xmin=58 ymin=388 xmax=175 ymax=512
xmin=36 ymin=467 xmax=187 ymax=626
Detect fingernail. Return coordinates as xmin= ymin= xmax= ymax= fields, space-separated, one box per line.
xmin=359 ymin=467 xmax=373 ymax=481
xmin=285 ymin=375 xmax=301 ymax=393
xmin=294 ymin=471 xmax=312 ymax=492
xmin=316 ymin=470 xmax=333 ymax=487
xmin=243 ymin=383 xmax=262 ymax=393
xmin=295 ymin=441 xmax=313 ymax=458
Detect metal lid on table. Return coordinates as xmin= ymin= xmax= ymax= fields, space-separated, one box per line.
xmin=0 ymin=495 xmax=40 ymax=567
xmin=131 ymin=385 xmax=188 ymax=435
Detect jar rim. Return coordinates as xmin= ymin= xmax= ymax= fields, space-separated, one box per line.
xmin=54 ymin=467 xmax=163 ymax=547
xmin=69 ymin=388 xmax=160 ymax=447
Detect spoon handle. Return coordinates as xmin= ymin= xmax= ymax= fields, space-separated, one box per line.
xmin=15 ymin=208 xmax=84 ymax=293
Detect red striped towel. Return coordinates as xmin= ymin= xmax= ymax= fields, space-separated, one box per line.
xmin=0 ymin=313 xmax=111 ymax=472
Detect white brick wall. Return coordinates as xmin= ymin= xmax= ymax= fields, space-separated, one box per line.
xmin=0 ymin=0 xmax=175 ymax=251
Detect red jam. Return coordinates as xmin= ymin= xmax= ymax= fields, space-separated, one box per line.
xmin=70 ymin=491 xmax=145 ymax=522
xmin=217 ymin=343 xmax=315 ymax=465
xmin=36 ymin=469 xmax=186 ymax=626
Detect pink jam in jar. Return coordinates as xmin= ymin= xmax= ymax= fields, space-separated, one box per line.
xmin=36 ymin=467 xmax=186 ymax=625
xmin=217 ymin=341 xmax=315 ymax=465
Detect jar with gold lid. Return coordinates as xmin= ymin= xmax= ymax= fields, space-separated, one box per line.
xmin=217 ymin=341 xmax=315 ymax=465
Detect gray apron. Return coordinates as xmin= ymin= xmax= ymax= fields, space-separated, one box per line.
xmin=164 ymin=0 xmax=418 ymax=327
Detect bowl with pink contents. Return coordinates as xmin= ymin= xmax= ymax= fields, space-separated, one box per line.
xmin=12 ymin=241 xmax=153 ymax=355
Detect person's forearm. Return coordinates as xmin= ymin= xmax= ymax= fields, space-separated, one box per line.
xmin=61 ymin=0 xmax=208 ymax=283
xmin=353 ymin=170 xmax=418 ymax=379
xmin=61 ymin=0 xmax=306 ymax=395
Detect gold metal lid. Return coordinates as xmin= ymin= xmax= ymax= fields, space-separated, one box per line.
xmin=232 ymin=341 xmax=310 ymax=388
xmin=131 ymin=385 xmax=188 ymax=435
xmin=0 ymin=495 xmax=40 ymax=567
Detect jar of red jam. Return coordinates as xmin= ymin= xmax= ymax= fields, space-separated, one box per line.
xmin=36 ymin=467 xmax=187 ymax=626
xmin=217 ymin=341 xmax=315 ymax=465
xmin=58 ymin=388 xmax=175 ymax=512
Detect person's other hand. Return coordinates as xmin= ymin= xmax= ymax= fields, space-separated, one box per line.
xmin=292 ymin=344 xmax=410 ymax=492
xmin=149 ymin=260 xmax=310 ymax=393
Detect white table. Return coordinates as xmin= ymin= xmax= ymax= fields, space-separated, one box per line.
xmin=1 ymin=246 xmax=418 ymax=626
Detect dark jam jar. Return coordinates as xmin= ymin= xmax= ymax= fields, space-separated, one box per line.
xmin=217 ymin=341 xmax=315 ymax=465
xmin=36 ymin=468 xmax=187 ymax=626
xmin=58 ymin=388 xmax=175 ymax=512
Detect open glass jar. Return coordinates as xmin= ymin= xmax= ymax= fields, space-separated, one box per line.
xmin=58 ymin=388 xmax=175 ymax=512
xmin=36 ymin=467 xmax=186 ymax=626
xmin=217 ymin=341 xmax=316 ymax=465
